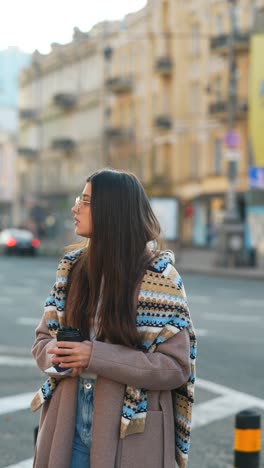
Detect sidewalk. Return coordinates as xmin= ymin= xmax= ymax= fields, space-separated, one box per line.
xmin=175 ymin=247 xmax=264 ymax=280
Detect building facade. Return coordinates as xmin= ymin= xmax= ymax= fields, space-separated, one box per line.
xmin=104 ymin=0 xmax=264 ymax=247
xmin=0 ymin=132 xmax=17 ymax=228
xmin=17 ymin=0 xmax=264 ymax=247
xmin=16 ymin=28 xmax=115 ymax=240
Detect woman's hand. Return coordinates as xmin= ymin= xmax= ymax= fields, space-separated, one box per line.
xmin=47 ymin=340 xmax=93 ymax=374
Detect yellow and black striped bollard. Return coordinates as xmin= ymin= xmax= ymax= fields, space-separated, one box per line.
xmin=234 ymin=410 xmax=261 ymax=467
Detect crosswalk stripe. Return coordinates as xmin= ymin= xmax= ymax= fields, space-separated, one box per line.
xmin=189 ymin=295 xmax=211 ymax=304
xmin=192 ymin=394 xmax=259 ymax=429
xmin=195 ymin=328 xmax=208 ymax=336
xmin=2 ymin=378 xmax=264 ymax=467
xmin=16 ymin=318 xmax=39 ymax=326
xmin=3 ymin=458 xmax=33 ymax=468
xmin=0 ymin=393 xmax=35 ymax=416
xmin=0 ymin=345 xmax=30 ymax=355
xmin=0 ymin=356 xmax=35 ymax=367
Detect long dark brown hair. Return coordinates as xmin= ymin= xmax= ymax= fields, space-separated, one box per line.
xmin=65 ymin=168 xmax=163 ymax=347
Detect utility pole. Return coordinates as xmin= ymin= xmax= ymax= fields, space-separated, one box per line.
xmin=216 ymin=0 xmax=246 ymax=267
xmin=102 ymin=23 xmax=113 ymax=168
xmin=225 ymin=0 xmax=239 ymax=222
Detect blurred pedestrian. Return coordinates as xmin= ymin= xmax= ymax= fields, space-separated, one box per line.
xmin=31 ymin=168 xmax=196 ymax=468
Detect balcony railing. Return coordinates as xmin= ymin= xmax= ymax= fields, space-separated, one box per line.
xmin=105 ymin=127 xmax=134 ymax=139
xmin=105 ymin=76 xmax=133 ymax=94
xmin=154 ymin=115 xmax=173 ymax=130
xmin=19 ymin=109 xmax=37 ymax=120
xmin=52 ymin=138 xmax=76 ymax=152
xmin=17 ymin=147 xmax=38 ymax=158
xmin=155 ymin=57 xmax=173 ymax=76
xmin=209 ymin=99 xmax=248 ymax=118
xmin=210 ymin=32 xmax=250 ymax=54
xmin=53 ymin=93 xmax=77 ymax=109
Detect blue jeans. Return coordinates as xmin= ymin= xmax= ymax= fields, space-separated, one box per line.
xmin=70 ymin=377 xmax=96 ymax=468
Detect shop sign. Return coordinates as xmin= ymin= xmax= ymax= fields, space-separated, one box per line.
xmin=249 ymin=166 xmax=264 ymax=189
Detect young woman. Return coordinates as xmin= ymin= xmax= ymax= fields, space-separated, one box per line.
xmin=31 ymin=168 xmax=196 ymax=468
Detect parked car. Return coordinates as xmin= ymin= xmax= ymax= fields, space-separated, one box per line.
xmin=0 ymin=228 xmax=41 ymax=256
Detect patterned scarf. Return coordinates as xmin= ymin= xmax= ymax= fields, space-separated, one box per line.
xmin=31 ymin=249 xmax=196 ymax=468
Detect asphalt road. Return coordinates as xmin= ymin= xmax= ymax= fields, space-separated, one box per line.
xmin=0 ymin=256 xmax=263 ymax=468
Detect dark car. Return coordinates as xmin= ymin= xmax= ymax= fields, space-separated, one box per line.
xmin=0 ymin=228 xmax=40 ymax=256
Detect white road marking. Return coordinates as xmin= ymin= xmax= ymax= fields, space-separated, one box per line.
xmin=193 ymin=382 xmax=264 ymax=430
xmin=189 ymin=295 xmax=211 ymax=304
xmin=197 ymin=312 xmax=261 ymax=323
xmin=0 ymin=377 xmax=263 ymax=418
xmin=238 ymin=298 xmax=263 ymax=308
xmin=192 ymin=394 xmax=255 ymax=429
xmin=197 ymin=378 xmax=242 ymax=395
xmin=195 ymin=329 xmax=208 ymax=336
xmin=0 ymin=393 xmax=35 ymax=416
xmin=2 ymin=377 xmax=264 ymax=468
xmin=16 ymin=317 xmax=39 ymax=326
xmin=188 ymin=295 xmax=263 ymax=309
xmin=0 ymin=345 xmax=30 ymax=355
xmin=0 ymin=356 xmax=35 ymax=367
xmin=196 ymin=377 xmax=264 ymax=411
xmin=2 ymin=458 xmax=33 ymax=468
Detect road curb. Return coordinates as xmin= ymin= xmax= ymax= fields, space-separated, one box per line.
xmin=38 ymin=246 xmax=264 ymax=280
xmin=178 ymin=265 xmax=264 ymax=281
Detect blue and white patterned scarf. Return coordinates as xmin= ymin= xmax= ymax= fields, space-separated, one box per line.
xmin=31 ymin=248 xmax=196 ymax=468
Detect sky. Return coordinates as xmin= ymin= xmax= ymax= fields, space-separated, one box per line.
xmin=0 ymin=0 xmax=147 ymax=54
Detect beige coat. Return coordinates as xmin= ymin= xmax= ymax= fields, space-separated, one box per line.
xmin=32 ymin=316 xmax=190 ymax=468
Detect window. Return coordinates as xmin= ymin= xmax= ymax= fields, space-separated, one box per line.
xmin=214 ymin=76 xmax=222 ymax=101
xmin=0 ymin=144 xmax=3 ymax=174
xmin=190 ymin=143 xmax=200 ymax=180
xmin=215 ymin=14 xmax=224 ymax=35
xmin=152 ymin=93 xmax=158 ymax=115
xmin=233 ymin=5 xmax=241 ymax=31
xmin=190 ymin=83 xmax=201 ymax=114
xmin=214 ymin=139 xmax=222 ymax=175
xmin=191 ymin=24 xmax=200 ymax=55
xmin=162 ymin=1 xmax=169 ymax=29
